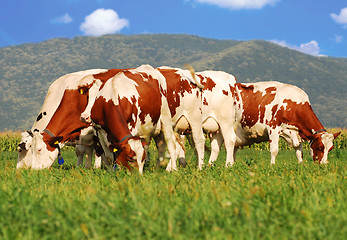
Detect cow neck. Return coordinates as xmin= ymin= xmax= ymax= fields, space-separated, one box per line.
xmin=92 ymin=97 xmax=134 ymax=146
xmin=43 ymin=88 xmax=90 ymax=145
xmin=294 ymin=103 xmax=325 ymax=141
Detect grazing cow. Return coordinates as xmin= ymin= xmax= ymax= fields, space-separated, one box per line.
xmin=210 ymin=81 xmax=341 ymax=165
xmin=82 ymin=66 xmax=205 ymax=171
xmin=22 ymin=68 xmax=138 ymax=170
xmin=87 ymin=64 xmax=179 ymax=173
xmin=17 ymin=69 xmax=106 ymax=169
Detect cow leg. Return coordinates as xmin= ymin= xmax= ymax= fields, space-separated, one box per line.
xmin=94 ymin=154 xmax=102 ymax=168
xmin=269 ymin=132 xmax=279 ymax=164
xmin=223 ymin=132 xmax=237 ymax=167
xmin=294 ymin=143 xmax=303 ymax=163
xmin=75 ymin=145 xmax=85 ymax=167
xmin=190 ymin=125 xmax=205 ymax=170
xmin=219 ymin=122 xmax=237 ymax=167
xmin=208 ymin=132 xmax=224 ymax=165
xmin=154 ymin=133 xmax=167 ymax=167
xmin=159 ymin=101 xmax=178 ymax=172
xmin=161 ymin=125 xmax=178 ymax=172
xmin=233 ymin=147 xmax=239 ymax=162
xmin=174 ymin=134 xmax=187 ymax=167
xmin=84 ymin=146 xmax=94 ymax=169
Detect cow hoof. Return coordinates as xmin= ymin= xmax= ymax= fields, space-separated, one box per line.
xmin=178 ymin=157 xmax=187 ymax=168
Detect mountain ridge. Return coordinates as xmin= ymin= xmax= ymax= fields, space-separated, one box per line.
xmin=0 ymin=34 xmax=346 ymax=131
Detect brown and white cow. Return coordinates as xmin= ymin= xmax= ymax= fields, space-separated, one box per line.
xmin=156 ymin=66 xmax=205 ymax=170
xmin=25 ymin=67 xmax=143 ymax=170
xmin=87 ymin=65 xmax=180 ymax=173
xmin=17 ymin=69 xmax=107 ymax=169
xmin=82 ymin=66 xmax=205 ymax=171
xmin=154 ymin=70 xmax=241 ymax=167
xmin=198 ymin=71 xmax=241 ymax=166
xmin=211 ymin=81 xmax=340 ymax=165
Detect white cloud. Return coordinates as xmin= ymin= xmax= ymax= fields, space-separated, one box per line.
xmin=271 ymin=40 xmax=321 ymax=56
xmin=51 ymin=13 xmax=73 ymax=24
xmin=298 ymin=41 xmax=320 ymax=56
xmin=331 ymin=7 xmax=347 ymax=28
xmin=194 ymin=0 xmax=280 ymax=10
xmin=80 ymin=9 xmax=129 ymax=36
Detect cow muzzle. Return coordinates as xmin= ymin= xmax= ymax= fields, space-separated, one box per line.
xmin=18 ymin=142 xmax=27 ymax=152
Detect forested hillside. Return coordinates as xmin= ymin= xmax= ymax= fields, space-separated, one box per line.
xmin=0 ymin=34 xmax=346 ymax=131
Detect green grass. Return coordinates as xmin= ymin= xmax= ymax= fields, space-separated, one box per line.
xmin=0 ymin=146 xmax=346 ymax=240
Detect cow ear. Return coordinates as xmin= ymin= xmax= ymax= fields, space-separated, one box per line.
xmin=333 ymin=131 xmax=341 ymax=139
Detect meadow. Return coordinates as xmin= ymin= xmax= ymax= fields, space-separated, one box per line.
xmin=0 ymin=131 xmax=346 ymax=240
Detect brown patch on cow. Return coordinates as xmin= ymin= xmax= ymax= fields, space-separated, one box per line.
xmin=123 ymin=71 xmax=162 ymax=126
xmin=159 ymin=69 xmax=195 ymax=117
xmin=222 ymin=90 xmax=228 ymax=96
xmin=270 ymin=104 xmax=278 ymax=118
xmin=238 ymin=84 xmax=278 ymax=128
xmin=203 ymin=97 xmax=208 ymax=106
xmin=118 ymin=96 xmax=138 ymax=130
xmin=91 ymin=97 xmax=133 ymax=144
xmin=93 ymin=69 xmax=126 ymax=82
xmin=198 ymin=75 xmax=216 ymax=91
xmin=239 ymin=84 xmax=263 ymax=127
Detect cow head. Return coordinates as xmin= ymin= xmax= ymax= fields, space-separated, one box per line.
xmin=17 ymin=131 xmax=34 ymax=168
xmin=110 ymin=137 xmax=146 ymax=173
xmin=309 ymin=131 xmax=341 ymax=164
xmin=30 ymin=131 xmax=59 ymax=169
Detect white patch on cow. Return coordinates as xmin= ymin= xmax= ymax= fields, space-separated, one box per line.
xmin=113 ymin=74 xmax=140 ymax=101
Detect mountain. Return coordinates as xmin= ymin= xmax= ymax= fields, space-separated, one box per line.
xmin=0 ymin=34 xmax=346 ymax=131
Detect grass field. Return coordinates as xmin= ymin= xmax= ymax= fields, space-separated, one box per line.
xmin=0 ymin=139 xmax=346 ymax=240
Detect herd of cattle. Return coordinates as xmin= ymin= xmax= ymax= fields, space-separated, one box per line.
xmin=16 ymin=65 xmax=340 ymax=173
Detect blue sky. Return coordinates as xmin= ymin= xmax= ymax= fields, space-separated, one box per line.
xmin=0 ymin=0 xmax=346 ymax=57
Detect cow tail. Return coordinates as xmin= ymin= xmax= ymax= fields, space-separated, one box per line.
xmin=233 ymin=83 xmax=243 ymax=131
xmin=185 ymin=64 xmax=205 ymax=89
